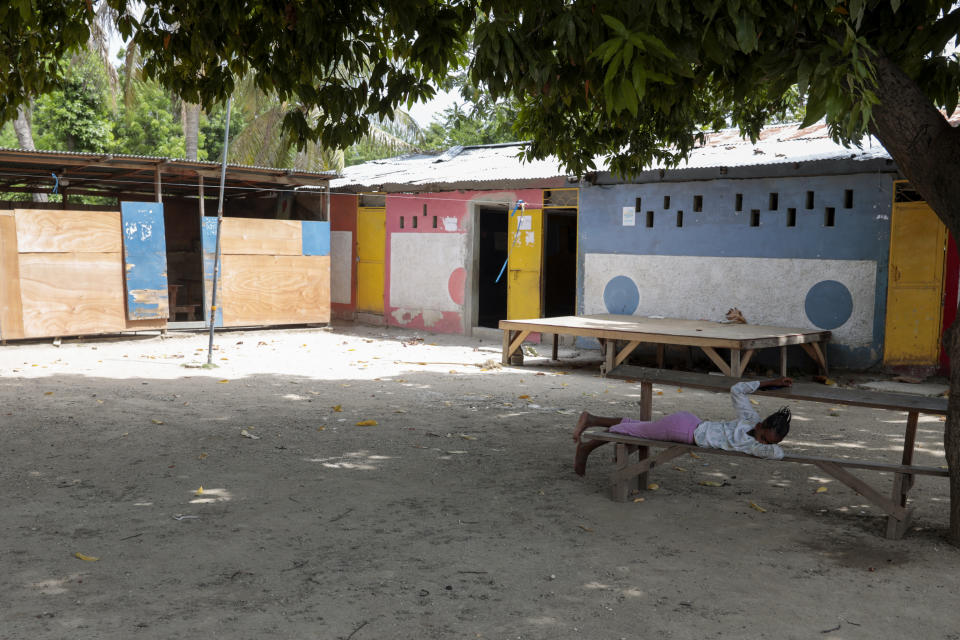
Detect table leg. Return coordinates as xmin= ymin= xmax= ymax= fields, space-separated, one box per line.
xmin=501 ymin=329 xmax=511 ymax=365
xmin=551 ymin=333 xmax=559 ymax=361
xmin=730 ymin=349 xmax=741 ymax=378
xmin=639 ymin=381 xmax=653 ymax=421
xmin=700 ymin=346 xmax=733 ymax=377
xmin=780 ymin=345 xmax=787 ymax=377
xmin=886 ymin=411 xmax=919 ymax=539
xmin=656 ymin=344 xmax=665 ymax=369
xmin=612 ymin=443 xmax=639 ymax=501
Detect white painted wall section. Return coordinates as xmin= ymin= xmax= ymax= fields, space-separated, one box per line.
xmin=583 ymin=253 xmax=877 ymax=345
xmin=390 ymin=233 xmax=465 ymax=311
xmin=330 ymin=231 xmax=352 ymax=304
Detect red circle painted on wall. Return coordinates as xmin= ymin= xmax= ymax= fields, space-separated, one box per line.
xmin=448 ymin=267 xmax=467 ymax=306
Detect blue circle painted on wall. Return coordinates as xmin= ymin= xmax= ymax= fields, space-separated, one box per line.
xmin=804 ymin=280 xmax=853 ymax=330
xmin=603 ymin=276 xmax=640 ymax=315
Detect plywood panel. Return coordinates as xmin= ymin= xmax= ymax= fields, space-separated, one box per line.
xmin=14 ymin=209 xmax=121 ymax=253
xmin=221 ymin=254 xmax=330 ymax=326
xmin=220 ymin=218 xmax=302 ymax=256
xmin=18 ymin=252 xmax=127 ymax=338
xmin=0 ymin=213 xmax=24 ymax=339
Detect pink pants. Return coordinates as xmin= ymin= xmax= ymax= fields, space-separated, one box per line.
xmin=608 ymin=411 xmax=701 ymax=444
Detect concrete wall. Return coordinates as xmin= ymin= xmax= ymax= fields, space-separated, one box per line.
xmin=579 ymin=173 xmax=897 ymax=368
xmin=384 ymin=189 xmax=542 ymax=334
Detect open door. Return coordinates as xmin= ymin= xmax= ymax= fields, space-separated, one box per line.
xmin=506 ymin=207 xmax=543 ymax=320
xmin=883 ymin=200 xmax=947 ymax=365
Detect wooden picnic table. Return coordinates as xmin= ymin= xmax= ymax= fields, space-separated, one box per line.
xmin=499 ymin=314 xmax=830 ymax=377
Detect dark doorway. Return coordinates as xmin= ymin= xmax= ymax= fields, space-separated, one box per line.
xmin=163 ymin=199 xmax=205 ymax=323
xmin=543 ymin=209 xmax=577 ymax=317
xmin=477 ymin=207 xmax=508 ymax=328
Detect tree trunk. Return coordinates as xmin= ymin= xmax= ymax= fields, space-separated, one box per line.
xmin=869 ymin=52 xmax=960 ymax=544
xmin=183 ymin=102 xmax=200 ymax=160
xmin=13 ymin=103 xmax=48 ymax=204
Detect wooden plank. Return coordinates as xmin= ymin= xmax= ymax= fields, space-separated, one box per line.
xmin=220 ymin=254 xmax=330 ymax=326
xmin=613 ymin=340 xmax=642 ymax=368
xmin=18 ymin=252 xmax=127 ymax=338
xmin=813 ymin=460 xmax=907 ymax=520
xmin=0 ymin=213 xmax=24 ymax=339
xmin=507 ymin=330 xmax=531 ymax=361
xmin=220 ymin=218 xmax=302 ymax=256
xmin=801 ymin=342 xmax=829 ymax=374
xmin=700 ymin=346 xmax=733 ymax=376
xmin=501 ymin=329 xmax=512 ymax=364
xmin=14 ymin=209 xmax=121 ymax=253
xmin=121 ymin=202 xmax=169 ymax=320
xmin=607 ymin=365 xmax=948 ymax=414
xmin=738 ymin=349 xmax=755 ymax=376
xmin=581 ymin=430 xmax=949 ymax=476
xmin=730 ymin=349 xmax=741 ymax=378
xmin=612 ymin=445 xmax=689 ymax=483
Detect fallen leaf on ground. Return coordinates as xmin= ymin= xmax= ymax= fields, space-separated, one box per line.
xmin=74 ymin=552 xmax=99 ymax=562
xmin=198 ymin=453 xmax=208 ymax=460
xmin=578 ymin=525 xmax=594 ymax=532
xmin=332 ymin=405 xmax=343 ymax=412
xmin=656 ymin=391 xmax=663 ymax=395
xmin=217 ymin=379 xmax=229 ymax=384
xmin=749 ymin=502 xmax=767 ymax=513
xmin=355 ymin=419 xmax=378 ymax=426
xmin=633 ymin=497 xmax=645 ymax=503
xmin=518 ymin=394 xmax=530 ymax=399
xmin=749 ymin=399 xmax=759 ymax=406
xmin=699 ymin=480 xmax=724 ymax=487
xmin=816 ymin=486 xmax=828 ymax=493
xmin=689 ymin=452 xmax=702 ymax=459
xmin=647 ymin=483 xmax=660 ymax=491
xmin=44 ymin=391 xmax=54 ymax=396
xmin=240 ymin=430 xmax=261 ymax=439
xmin=151 ymin=419 xmax=164 ymax=425
xmin=676 ymin=388 xmax=683 ymax=393
xmin=316 ymin=426 xmax=325 ymax=431
xmin=459 ymin=434 xmax=477 ymax=440
xmin=672 ymin=466 xmax=687 ymax=472
xmin=195 ymin=486 xmax=204 ymax=495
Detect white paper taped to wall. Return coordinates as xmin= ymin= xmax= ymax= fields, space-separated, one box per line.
xmin=517 ymin=215 xmax=532 ymax=231
xmin=622 ymin=206 xmax=636 ymax=226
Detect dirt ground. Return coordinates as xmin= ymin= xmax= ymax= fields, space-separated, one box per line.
xmin=1 ymin=323 xmax=959 ymax=640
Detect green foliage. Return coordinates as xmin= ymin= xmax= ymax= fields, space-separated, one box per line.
xmin=112 ymin=78 xmax=185 ymax=157
xmin=33 ymin=52 xmax=113 ymax=152
xmin=420 ymin=99 xmax=519 ymax=151
xmin=201 ymin=103 xmax=243 ymax=163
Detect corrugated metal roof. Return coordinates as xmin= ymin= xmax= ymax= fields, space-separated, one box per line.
xmin=329 ymin=120 xmax=905 ymax=191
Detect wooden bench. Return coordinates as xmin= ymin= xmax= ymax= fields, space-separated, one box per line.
xmin=583 ymin=365 xmax=949 ymax=539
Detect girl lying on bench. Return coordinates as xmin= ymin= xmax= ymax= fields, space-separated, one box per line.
xmin=573 ymin=378 xmax=793 ymax=476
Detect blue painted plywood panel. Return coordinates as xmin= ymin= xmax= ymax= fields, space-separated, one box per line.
xmin=301 ymin=221 xmax=330 ymax=256
xmin=201 ymin=216 xmax=224 ymax=327
xmin=121 ymin=202 xmax=169 ymax=320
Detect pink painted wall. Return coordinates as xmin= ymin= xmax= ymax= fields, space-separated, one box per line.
xmin=384 ymin=189 xmax=542 ymax=334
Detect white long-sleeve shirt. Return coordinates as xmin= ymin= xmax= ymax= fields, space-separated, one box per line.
xmin=693 ymin=381 xmax=784 ymax=460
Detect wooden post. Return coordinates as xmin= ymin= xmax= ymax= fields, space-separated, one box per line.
xmin=155 ymin=165 xmax=163 ymax=203
xmin=636 ymin=380 xmax=654 ymax=490
xmin=886 ymin=411 xmax=919 ymax=539
xmin=730 ymin=348 xmax=741 ymax=379
xmin=551 ymin=333 xmax=559 ymax=360
xmin=501 ymin=329 xmax=511 ymax=364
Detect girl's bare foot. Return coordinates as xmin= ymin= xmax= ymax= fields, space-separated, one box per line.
xmin=573 ymin=411 xmax=592 ymax=442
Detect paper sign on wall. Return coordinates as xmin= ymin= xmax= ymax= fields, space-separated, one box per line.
xmin=622 ymin=206 xmax=636 ymax=226
xmin=517 ymin=215 xmax=533 ymax=231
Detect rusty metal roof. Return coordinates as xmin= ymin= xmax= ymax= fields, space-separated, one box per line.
xmin=0 ymin=147 xmax=334 ymax=200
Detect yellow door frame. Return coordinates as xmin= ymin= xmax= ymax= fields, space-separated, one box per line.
xmin=356 ymin=198 xmax=386 ymax=314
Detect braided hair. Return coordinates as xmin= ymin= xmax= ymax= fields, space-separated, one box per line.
xmin=762 ymin=406 xmax=791 ymax=441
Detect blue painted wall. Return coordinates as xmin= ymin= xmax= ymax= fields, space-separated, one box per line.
xmin=578 ymin=172 xmax=896 ymax=368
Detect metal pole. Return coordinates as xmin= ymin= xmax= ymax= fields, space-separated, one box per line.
xmin=207 ymin=97 xmax=232 ymax=365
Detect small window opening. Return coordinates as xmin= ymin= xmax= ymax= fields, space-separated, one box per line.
xmin=824 ymin=207 xmax=835 ymax=227
xmin=412 ymin=215 xmax=418 ymax=229
xmin=735 ymin=193 xmax=743 ymax=211
xmin=844 ymin=189 xmax=854 ymax=208
xmin=432 ymin=216 xmax=438 ymax=229
xmin=786 ymin=208 xmax=797 ymax=227
xmin=750 ymin=210 xmax=760 ymax=227
xmin=423 ymin=204 xmax=428 ymax=216
xmin=663 ymin=195 xmax=670 ymax=209
xmin=676 ymin=210 xmax=684 ymax=227
xmin=769 ymin=192 xmax=779 ymax=210
xmin=805 ymin=191 xmax=815 ymax=209
xmin=635 ymin=197 xmax=642 ymax=211
xmin=645 ymin=211 xmax=654 ymax=228
xmin=693 ymin=195 xmax=703 ymax=212
xmin=399 ymin=216 xmax=404 ymax=229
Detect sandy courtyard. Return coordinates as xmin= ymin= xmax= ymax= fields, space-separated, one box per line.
xmin=1 ymin=324 xmax=958 ymax=639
